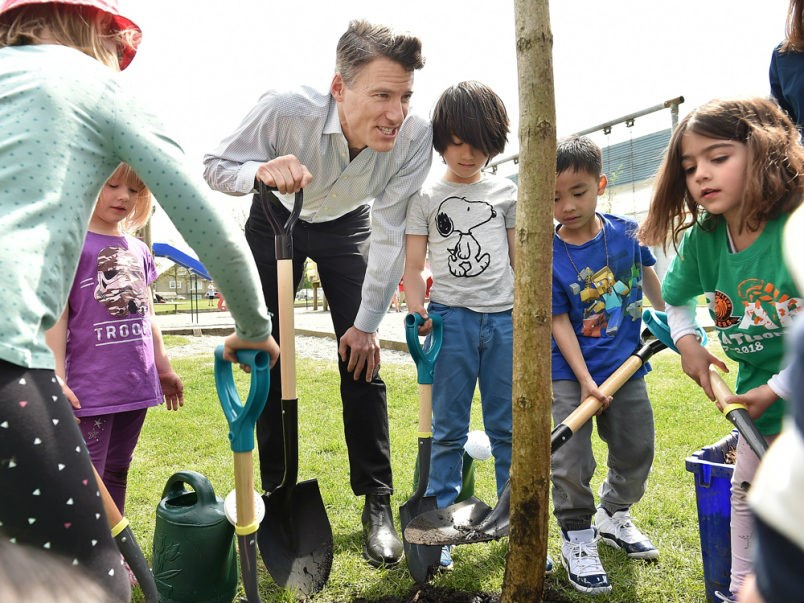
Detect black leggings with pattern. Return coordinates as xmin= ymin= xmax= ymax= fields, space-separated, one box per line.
xmin=0 ymin=360 xmax=130 ymax=602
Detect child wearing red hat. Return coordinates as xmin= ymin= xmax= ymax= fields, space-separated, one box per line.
xmin=0 ymin=2 xmax=278 ymax=599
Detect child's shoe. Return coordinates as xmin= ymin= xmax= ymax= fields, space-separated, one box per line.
xmin=560 ymin=528 xmax=612 ymax=594
xmin=714 ymin=591 xmax=736 ymax=603
xmin=439 ymin=545 xmax=453 ymax=571
xmin=545 ymin=554 xmax=554 ymax=574
xmin=594 ymin=507 xmax=659 ymax=559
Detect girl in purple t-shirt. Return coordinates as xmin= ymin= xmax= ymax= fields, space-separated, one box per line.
xmin=46 ymin=164 xmax=184 ymax=514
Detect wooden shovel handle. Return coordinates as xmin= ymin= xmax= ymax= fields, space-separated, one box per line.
xmin=417 ymin=384 xmax=433 ymax=437
xmin=708 ymin=366 xmax=737 ymax=407
xmin=277 ymin=260 xmax=296 ymax=400
xmin=234 ymin=451 xmax=257 ymax=531
xmin=562 ymin=355 xmax=643 ymax=432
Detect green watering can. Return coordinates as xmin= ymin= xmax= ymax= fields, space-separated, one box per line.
xmin=152 ymin=470 xmax=237 ymax=603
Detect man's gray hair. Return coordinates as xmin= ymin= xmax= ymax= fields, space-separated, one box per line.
xmin=335 ymin=19 xmax=424 ymax=86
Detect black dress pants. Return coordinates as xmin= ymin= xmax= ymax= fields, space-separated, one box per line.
xmin=245 ymin=194 xmax=393 ymax=496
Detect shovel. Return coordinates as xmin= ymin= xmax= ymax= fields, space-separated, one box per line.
xmin=92 ymin=464 xmax=158 ymax=603
xmin=254 ymin=184 xmax=333 ymax=596
xmin=215 ymin=346 xmax=270 ymax=603
xmin=399 ymin=312 xmax=444 ymax=583
xmin=643 ymin=308 xmax=768 ymax=459
xmin=404 ymin=325 xmax=672 ymax=547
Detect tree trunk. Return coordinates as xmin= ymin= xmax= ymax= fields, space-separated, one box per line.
xmin=501 ymin=1 xmax=556 ymax=601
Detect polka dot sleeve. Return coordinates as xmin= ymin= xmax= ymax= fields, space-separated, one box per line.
xmin=110 ymin=95 xmax=271 ymax=342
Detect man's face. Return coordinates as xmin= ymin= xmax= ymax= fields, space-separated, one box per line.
xmin=331 ymin=56 xmax=414 ymax=153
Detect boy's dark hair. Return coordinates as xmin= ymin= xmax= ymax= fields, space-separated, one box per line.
xmin=336 ymin=20 xmax=424 ymax=86
xmin=432 ymin=81 xmax=509 ymax=159
xmin=556 ymin=135 xmax=602 ymax=178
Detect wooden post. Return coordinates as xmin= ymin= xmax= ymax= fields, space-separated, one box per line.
xmin=502 ymin=0 xmax=556 ymax=600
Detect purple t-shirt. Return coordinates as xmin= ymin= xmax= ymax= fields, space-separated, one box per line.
xmin=65 ymin=232 xmax=162 ymax=417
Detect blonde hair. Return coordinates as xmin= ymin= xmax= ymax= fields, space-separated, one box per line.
xmin=0 ymin=4 xmax=137 ymax=70
xmin=638 ymin=97 xmax=804 ymax=250
xmin=103 ymin=163 xmax=153 ymax=232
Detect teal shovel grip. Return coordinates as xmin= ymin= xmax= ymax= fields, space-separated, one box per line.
xmin=642 ymin=308 xmax=707 ymax=352
xmin=405 ymin=313 xmax=443 ymax=385
xmin=214 ymin=345 xmax=270 ymax=453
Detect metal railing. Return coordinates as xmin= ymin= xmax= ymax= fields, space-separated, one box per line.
xmin=484 ymin=96 xmax=684 ymax=174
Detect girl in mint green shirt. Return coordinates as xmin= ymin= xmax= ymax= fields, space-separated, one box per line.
xmin=1 ymin=3 xmax=277 ymax=599
xmin=639 ymin=98 xmax=803 ymax=600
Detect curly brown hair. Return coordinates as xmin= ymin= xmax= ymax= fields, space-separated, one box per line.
xmin=637 ymin=97 xmax=804 ymax=250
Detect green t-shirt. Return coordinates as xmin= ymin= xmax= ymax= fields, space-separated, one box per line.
xmin=662 ymin=215 xmax=801 ymax=435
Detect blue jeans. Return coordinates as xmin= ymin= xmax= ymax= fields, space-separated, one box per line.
xmin=424 ymin=303 xmax=513 ymax=508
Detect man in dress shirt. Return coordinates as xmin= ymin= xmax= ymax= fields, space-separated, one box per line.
xmin=203 ymin=19 xmax=432 ymax=567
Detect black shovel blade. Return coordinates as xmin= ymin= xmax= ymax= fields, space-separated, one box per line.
xmin=257 ymin=479 xmax=333 ymax=597
xmin=399 ymin=439 xmax=441 ymax=585
xmin=400 ymin=495 xmax=440 ymax=582
xmin=403 ymin=495 xmax=499 ymax=546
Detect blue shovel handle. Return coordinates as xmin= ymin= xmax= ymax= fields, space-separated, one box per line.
xmin=214 ymin=345 xmax=270 ymax=453
xmin=642 ymin=308 xmax=707 ymax=352
xmin=405 ymin=313 xmax=443 ymax=385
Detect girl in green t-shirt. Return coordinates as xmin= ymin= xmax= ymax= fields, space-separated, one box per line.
xmin=639 ymin=97 xmax=803 ymax=601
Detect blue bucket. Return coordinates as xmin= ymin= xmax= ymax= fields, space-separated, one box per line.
xmin=685 ymin=431 xmax=737 ymax=603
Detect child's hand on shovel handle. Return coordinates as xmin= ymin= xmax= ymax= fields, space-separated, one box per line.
xmin=580 ymin=377 xmax=613 ymax=416
xmin=406 ymin=305 xmax=432 ymax=336
xmin=223 ymin=333 xmax=280 ymax=371
xmin=676 ymin=333 xmax=729 ymax=400
xmin=709 ymin=369 xmax=779 ymax=419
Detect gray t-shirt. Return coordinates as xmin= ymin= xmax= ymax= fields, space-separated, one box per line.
xmin=406 ymin=175 xmax=516 ymax=312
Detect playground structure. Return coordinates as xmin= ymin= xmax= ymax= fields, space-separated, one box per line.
xmin=152 ymin=242 xmax=212 ymax=322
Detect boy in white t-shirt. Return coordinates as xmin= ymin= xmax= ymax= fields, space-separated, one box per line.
xmin=404 ymin=81 xmax=531 ymax=572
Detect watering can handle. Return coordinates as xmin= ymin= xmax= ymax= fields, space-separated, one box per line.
xmin=405 ymin=313 xmax=443 ymax=385
xmin=214 ymin=346 xmax=270 ymax=453
xmin=161 ymin=470 xmax=220 ymax=507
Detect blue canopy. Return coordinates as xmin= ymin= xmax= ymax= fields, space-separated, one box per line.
xmin=152 ymin=242 xmax=212 ymax=281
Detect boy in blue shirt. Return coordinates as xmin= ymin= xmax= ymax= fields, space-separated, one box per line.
xmin=551 ymin=135 xmax=665 ymax=594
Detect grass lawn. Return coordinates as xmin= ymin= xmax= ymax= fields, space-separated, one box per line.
xmin=126 ymin=338 xmax=738 ymax=602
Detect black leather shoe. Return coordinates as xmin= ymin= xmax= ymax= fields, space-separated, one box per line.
xmin=362 ymin=494 xmax=403 ymax=567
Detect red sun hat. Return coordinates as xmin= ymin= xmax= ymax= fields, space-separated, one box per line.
xmin=0 ymin=0 xmax=141 ymax=69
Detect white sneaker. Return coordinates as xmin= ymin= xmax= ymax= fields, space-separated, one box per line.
xmin=594 ymin=508 xmax=659 ymax=560
xmin=560 ymin=528 xmax=612 ymax=594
